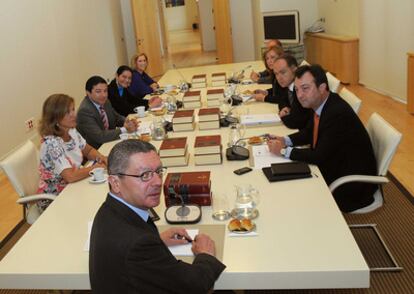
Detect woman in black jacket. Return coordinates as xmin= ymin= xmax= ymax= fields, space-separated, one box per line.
xmin=108 ymin=66 xmax=162 ymax=116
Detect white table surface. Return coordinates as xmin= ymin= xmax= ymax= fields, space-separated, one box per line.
xmin=0 ymin=61 xmax=369 ymax=290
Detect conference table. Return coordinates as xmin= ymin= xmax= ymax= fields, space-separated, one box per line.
xmin=0 ymin=61 xmax=369 ymax=290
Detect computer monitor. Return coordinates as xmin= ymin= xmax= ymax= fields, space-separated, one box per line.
xmin=263 ymin=10 xmax=300 ymax=44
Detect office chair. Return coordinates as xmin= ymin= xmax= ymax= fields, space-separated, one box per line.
xmin=329 ymin=113 xmax=403 ymax=271
xmin=0 ymin=140 xmax=56 ymax=224
xmin=339 ymin=87 xmax=362 ymax=114
xmin=326 ymin=72 xmax=340 ymax=93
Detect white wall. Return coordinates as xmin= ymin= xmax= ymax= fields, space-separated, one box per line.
xmin=0 ymin=0 xmax=127 ymax=158
xmin=163 ymin=0 xmax=198 ymax=31
xmin=317 ymin=0 xmax=359 ymax=36
xmin=198 ymin=0 xmax=216 ymax=51
xmin=229 ymin=0 xmax=255 ymax=62
xmin=359 ymin=0 xmax=414 ymax=102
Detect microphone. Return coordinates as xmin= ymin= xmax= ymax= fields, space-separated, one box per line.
xmin=172 ymin=64 xmax=191 ymax=91
xmin=229 ymin=65 xmax=252 ymax=84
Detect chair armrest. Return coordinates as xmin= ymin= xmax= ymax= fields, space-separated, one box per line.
xmin=16 ymin=194 xmax=57 ymax=204
xmin=329 ymin=175 xmax=389 ymax=193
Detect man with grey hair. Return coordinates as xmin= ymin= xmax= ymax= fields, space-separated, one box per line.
xmin=89 ymin=140 xmax=225 ymax=293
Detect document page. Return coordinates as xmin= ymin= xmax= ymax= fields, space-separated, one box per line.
xmin=251 ymin=145 xmax=291 ymax=169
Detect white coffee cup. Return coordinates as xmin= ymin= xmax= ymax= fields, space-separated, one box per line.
xmin=164 ymin=84 xmax=175 ymax=92
xmin=119 ymin=133 xmax=129 ymax=140
xmin=89 ymin=167 xmax=105 ymax=181
xmin=134 ymin=106 xmax=146 ymax=118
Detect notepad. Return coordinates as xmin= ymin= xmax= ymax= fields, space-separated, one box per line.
xmin=168 ymin=229 xmax=198 ymax=256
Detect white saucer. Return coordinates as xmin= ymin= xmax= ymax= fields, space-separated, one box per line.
xmin=88 ymin=175 xmax=107 ymax=184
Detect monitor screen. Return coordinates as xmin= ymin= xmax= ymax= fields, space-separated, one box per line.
xmin=263 ymin=10 xmax=300 ymax=44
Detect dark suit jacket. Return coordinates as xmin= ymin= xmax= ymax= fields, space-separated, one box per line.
xmin=263 ymin=73 xmax=282 ymax=105
xmin=89 ymin=195 xmax=225 ymax=294
xmin=76 ymin=97 xmax=125 ymax=149
xmin=278 ymin=88 xmax=313 ymax=130
xmin=288 ymin=92 xmax=377 ymax=212
xmin=108 ymin=79 xmax=144 ymax=117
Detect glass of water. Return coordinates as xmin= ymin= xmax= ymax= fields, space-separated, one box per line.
xmin=212 ymin=193 xmax=231 ymax=221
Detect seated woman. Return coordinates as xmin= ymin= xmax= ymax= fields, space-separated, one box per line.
xmin=108 ymin=65 xmax=161 ymax=115
xmin=129 ymin=53 xmax=159 ymax=100
xmin=37 ymin=94 xmax=107 ymax=211
xmin=250 ymin=40 xmax=284 ymax=84
xmin=252 ymin=46 xmax=285 ymax=104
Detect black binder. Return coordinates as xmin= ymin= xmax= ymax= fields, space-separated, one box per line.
xmin=262 ymin=162 xmax=312 ymax=182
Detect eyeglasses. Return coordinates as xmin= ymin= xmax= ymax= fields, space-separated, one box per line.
xmin=115 ymin=167 xmax=167 ymax=182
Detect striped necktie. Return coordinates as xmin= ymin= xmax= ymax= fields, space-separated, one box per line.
xmin=99 ymin=106 xmax=109 ymax=130
xmin=312 ymin=112 xmax=320 ymax=149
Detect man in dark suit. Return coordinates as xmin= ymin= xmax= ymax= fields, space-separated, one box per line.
xmin=89 ymin=140 xmax=225 ymax=293
xmin=273 ymin=55 xmax=312 ymax=129
xmin=77 ymin=76 xmax=138 ymax=149
xmin=268 ymin=65 xmax=377 ymax=212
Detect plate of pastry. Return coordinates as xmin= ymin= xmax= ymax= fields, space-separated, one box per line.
xmin=248 ymin=136 xmax=265 ymax=145
xmin=228 ymin=218 xmax=256 ymax=234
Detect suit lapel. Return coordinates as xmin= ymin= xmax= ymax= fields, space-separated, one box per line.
xmin=85 ymin=97 xmax=105 ymax=129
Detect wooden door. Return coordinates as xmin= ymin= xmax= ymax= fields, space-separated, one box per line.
xmin=130 ymin=0 xmax=164 ymax=77
xmin=212 ymin=0 xmax=233 ymax=64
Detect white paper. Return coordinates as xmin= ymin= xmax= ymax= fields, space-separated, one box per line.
xmin=168 ymin=229 xmax=198 ymax=256
xmin=84 ymin=221 xmax=93 ymax=251
xmin=240 ymin=114 xmax=281 ymax=126
xmin=136 ymin=121 xmax=152 ymax=135
xmin=251 ymin=145 xmax=291 ymax=169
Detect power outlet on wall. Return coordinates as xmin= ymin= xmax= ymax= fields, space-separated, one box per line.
xmin=25 ymin=117 xmax=36 ymax=132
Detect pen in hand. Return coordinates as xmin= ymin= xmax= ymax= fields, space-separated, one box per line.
xmin=174 ymin=234 xmax=192 ymax=243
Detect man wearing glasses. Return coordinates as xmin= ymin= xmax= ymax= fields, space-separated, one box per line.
xmin=89 ymin=139 xmax=225 ymax=293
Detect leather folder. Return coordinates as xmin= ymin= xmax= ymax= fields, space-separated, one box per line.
xmin=262 ymin=162 xmax=312 ymax=182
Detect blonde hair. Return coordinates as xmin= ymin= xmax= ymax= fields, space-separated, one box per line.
xmin=262 ymin=45 xmax=284 ymax=71
xmin=39 ymin=94 xmax=74 ymax=137
xmin=130 ymin=53 xmax=148 ymax=70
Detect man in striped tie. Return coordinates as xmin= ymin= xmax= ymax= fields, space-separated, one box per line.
xmin=266 ymin=65 xmax=377 ymax=213
xmin=77 ymin=76 xmax=139 ymax=149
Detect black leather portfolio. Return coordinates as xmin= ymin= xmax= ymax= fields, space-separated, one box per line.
xmin=262 ymin=162 xmax=312 ymax=182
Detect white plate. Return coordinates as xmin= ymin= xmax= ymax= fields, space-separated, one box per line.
xmin=88 ymin=175 xmax=107 ymax=184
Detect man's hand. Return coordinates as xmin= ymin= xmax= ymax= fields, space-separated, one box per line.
xmin=253 ymin=89 xmax=267 ymax=102
xmin=191 ymin=233 xmax=216 ymax=256
xmin=279 ymin=107 xmax=291 ymax=118
xmin=149 ymin=96 xmax=163 ymax=108
xmin=267 ymin=137 xmax=286 ymax=156
xmin=124 ymin=118 xmax=139 ymax=133
xmin=160 ymin=228 xmax=192 ymax=247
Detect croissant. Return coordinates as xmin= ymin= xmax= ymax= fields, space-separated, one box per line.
xmin=228 ymin=219 xmax=242 ymax=231
xmin=241 ymin=219 xmax=254 ymax=231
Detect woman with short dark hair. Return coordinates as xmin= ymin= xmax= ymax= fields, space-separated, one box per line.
xmin=109 ymin=65 xmax=162 ymax=115
xmin=37 ymin=94 xmax=107 ymax=211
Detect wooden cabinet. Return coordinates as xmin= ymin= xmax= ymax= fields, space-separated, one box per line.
xmin=304 ymin=33 xmax=359 ymax=84
xmin=408 ymin=52 xmax=414 ymax=114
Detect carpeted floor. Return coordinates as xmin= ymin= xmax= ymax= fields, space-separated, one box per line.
xmin=1 ymin=174 xmax=413 ymax=294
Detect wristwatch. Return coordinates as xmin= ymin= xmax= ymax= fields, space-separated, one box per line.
xmin=280 ymin=148 xmax=287 ymax=156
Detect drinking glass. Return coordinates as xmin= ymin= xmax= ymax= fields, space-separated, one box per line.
xmin=212 ymin=193 xmax=231 ymax=221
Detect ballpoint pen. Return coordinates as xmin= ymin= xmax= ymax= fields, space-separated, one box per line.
xmin=174 ymin=234 xmax=193 ymax=243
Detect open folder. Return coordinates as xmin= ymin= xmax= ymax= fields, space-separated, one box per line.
xmin=262 ymin=162 xmax=312 ymax=182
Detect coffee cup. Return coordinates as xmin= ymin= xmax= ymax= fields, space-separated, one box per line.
xmin=164 ymin=84 xmax=175 ymax=92
xmin=89 ymin=167 xmax=105 ymax=181
xmin=134 ymin=106 xmax=146 ymax=118
xmin=119 ymin=133 xmax=129 ymax=140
